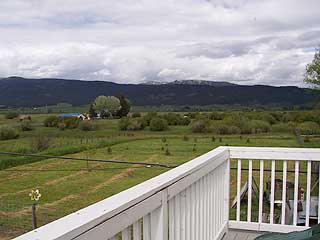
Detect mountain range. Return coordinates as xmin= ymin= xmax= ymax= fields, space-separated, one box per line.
xmin=0 ymin=76 xmax=319 ymax=108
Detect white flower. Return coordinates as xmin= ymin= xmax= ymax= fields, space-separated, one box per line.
xmin=29 ymin=189 xmax=42 ymax=201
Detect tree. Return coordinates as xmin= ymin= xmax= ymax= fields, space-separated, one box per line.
xmin=93 ymin=95 xmax=121 ymax=117
xmin=117 ymin=96 xmax=131 ymax=117
xmin=88 ymin=103 xmax=96 ymax=119
xmin=305 ymin=48 xmax=320 ymax=87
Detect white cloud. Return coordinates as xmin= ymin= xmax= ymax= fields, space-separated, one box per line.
xmin=0 ymin=0 xmax=319 ymax=86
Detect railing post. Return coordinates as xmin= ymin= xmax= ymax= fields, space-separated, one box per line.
xmin=151 ymin=189 xmax=168 ymax=240
xmin=224 ymin=157 xmax=230 ymax=223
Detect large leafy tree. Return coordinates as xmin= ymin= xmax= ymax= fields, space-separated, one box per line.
xmin=117 ymin=96 xmax=131 ymax=117
xmin=93 ymin=95 xmax=121 ymax=117
xmin=305 ymin=48 xmax=320 ymax=87
xmin=88 ymin=103 xmax=96 ymax=118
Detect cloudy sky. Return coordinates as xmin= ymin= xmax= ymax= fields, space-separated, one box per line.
xmin=0 ymin=0 xmax=319 ymax=86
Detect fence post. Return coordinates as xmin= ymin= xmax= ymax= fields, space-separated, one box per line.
xmin=32 ymin=203 xmax=37 ymax=229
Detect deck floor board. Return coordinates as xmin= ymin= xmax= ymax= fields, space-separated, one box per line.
xmin=223 ymin=229 xmax=262 ymax=240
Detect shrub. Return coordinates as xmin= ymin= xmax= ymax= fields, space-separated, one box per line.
xmin=142 ymin=112 xmax=158 ymax=126
xmin=150 ymin=118 xmax=168 ymax=131
xmin=224 ymin=113 xmax=250 ymax=134
xmin=0 ymin=126 xmax=19 ymax=140
xmin=118 ymin=117 xmax=130 ymax=130
xmin=31 ymin=135 xmax=51 ymax=152
xmin=20 ymin=120 xmax=33 ymax=131
xmin=271 ymin=123 xmax=294 ymax=133
xmin=191 ymin=119 xmax=210 ymax=133
xmin=253 ymin=113 xmax=277 ymax=124
xmin=132 ymin=112 xmax=142 ymax=118
xmin=5 ymin=112 xmax=19 ymax=119
xmin=127 ymin=119 xmax=145 ymax=130
xmin=208 ymin=112 xmax=225 ymax=120
xmin=212 ymin=123 xmax=241 ymax=135
xmin=44 ymin=116 xmax=60 ymax=127
xmin=248 ymin=120 xmax=271 ymax=134
xmin=79 ymin=121 xmax=96 ymax=131
xmin=118 ymin=117 xmax=145 ymax=131
xmin=63 ymin=117 xmax=80 ymax=129
xmin=58 ymin=122 xmax=66 ymax=131
xmin=182 ymin=116 xmax=192 ymax=125
xmin=160 ymin=113 xmax=191 ymax=126
xmin=296 ymin=121 xmax=320 ymax=135
xmin=185 ymin=112 xmax=200 ymax=119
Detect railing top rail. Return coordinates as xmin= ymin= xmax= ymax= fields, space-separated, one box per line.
xmin=228 ymin=147 xmax=320 ymax=161
xmin=15 ymin=146 xmax=229 ymax=240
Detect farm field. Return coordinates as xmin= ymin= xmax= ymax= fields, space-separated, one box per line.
xmin=0 ymin=112 xmax=319 ymax=239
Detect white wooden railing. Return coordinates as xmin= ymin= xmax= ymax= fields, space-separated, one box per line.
xmin=15 ymin=147 xmax=320 ymax=240
xmin=228 ymin=147 xmax=320 ymax=234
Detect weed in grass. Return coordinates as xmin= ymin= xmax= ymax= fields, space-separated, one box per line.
xmin=219 ymin=137 xmax=222 ymax=142
xmin=183 ymin=135 xmax=189 ymax=141
xmin=165 ymin=148 xmax=171 ymax=156
xmin=107 ymin=147 xmax=112 ymax=154
xmin=193 ymin=144 xmax=196 ymax=152
xmin=161 ymin=137 xmax=167 ymax=143
xmin=246 ymin=138 xmax=250 ymax=144
xmin=211 ymin=136 xmax=216 ymax=142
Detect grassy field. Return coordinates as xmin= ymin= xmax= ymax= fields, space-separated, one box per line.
xmin=0 ymin=113 xmax=319 ymax=239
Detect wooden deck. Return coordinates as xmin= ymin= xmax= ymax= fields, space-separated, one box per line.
xmin=223 ymin=229 xmax=262 ymax=240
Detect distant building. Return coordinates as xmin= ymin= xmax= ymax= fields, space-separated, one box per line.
xmin=58 ymin=113 xmax=87 ymax=120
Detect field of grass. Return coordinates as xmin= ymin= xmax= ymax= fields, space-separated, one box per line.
xmin=0 ymin=113 xmax=319 ymax=239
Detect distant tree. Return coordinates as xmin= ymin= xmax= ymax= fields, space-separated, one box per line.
xmin=93 ymin=95 xmax=121 ymax=117
xmin=117 ymin=96 xmax=131 ymax=117
xmin=88 ymin=103 xmax=96 ymax=119
xmin=305 ymin=48 xmax=320 ymax=87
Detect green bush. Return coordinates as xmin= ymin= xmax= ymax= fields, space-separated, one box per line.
xmin=132 ymin=112 xmax=142 ymax=118
xmin=191 ymin=119 xmax=210 ymax=133
xmin=63 ymin=117 xmax=80 ymax=129
xmin=160 ymin=113 xmax=191 ymax=126
xmin=127 ymin=119 xmax=145 ymax=130
xmin=0 ymin=126 xmax=19 ymax=140
xmin=208 ymin=112 xmax=225 ymax=120
xmin=142 ymin=112 xmax=158 ymax=126
xmin=118 ymin=117 xmax=145 ymax=131
xmin=5 ymin=111 xmax=19 ymax=119
xmin=212 ymin=123 xmax=241 ymax=135
xmin=118 ymin=117 xmax=130 ymax=130
xmin=150 ymin=118 xmax=168 ymax=131
xmin=271 ymin=123 xmax=294 ymax=133
xmin=20 ymin=120 xmax=33 ymax=131
xmin=79 ymin=121 xmax=96 ymax=131
xmin=31 ymin=135 xmax=51 ymax=152
xmin=224 ymin=113 xmax=251 ymax=134
xmin=296 ymin=121 xmax=320 ymax=135
xmin=248 ymin=120 xmax=271 ymax=134
xmin=44 ymin=116 xmax=60 ymax=127
xmin=58 ymin=122 xmax=66 ymax=131
xmin=252 ymin=113 xmax=277 ymax=124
